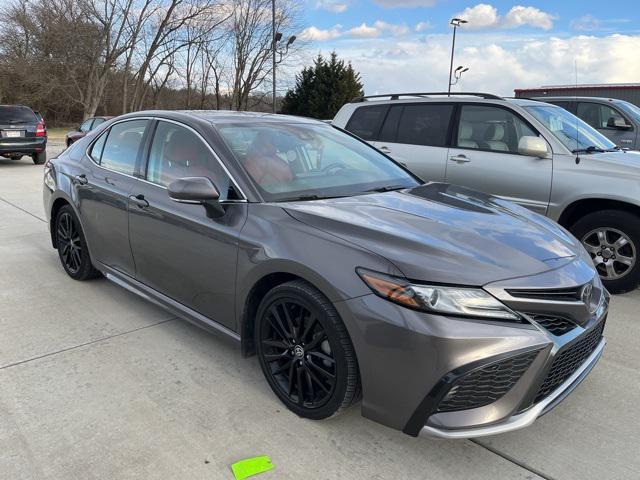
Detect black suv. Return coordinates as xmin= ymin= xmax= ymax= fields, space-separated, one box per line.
xmin=0 ymin=105 xmax=47 ymax=164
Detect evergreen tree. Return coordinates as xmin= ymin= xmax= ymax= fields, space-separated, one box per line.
xmin=281 ymin=52 xmax=364 ymax=119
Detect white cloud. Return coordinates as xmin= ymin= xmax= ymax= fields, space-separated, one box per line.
xmin=304 ymin=33 xmax=640 ymax=97
xmin=315 ymin=0 xmax=348 ymax=13
xmin=348 ymin=23 xmax=381 ymax=38
xmin=503 ymin=6 xmax=554 ymax=30
xmin=299 ymin=26 xmax=343 ymax=41
xmin=571 ymin=15 xmax=600 ymax=31
xmin=374 ymin=20 xmax=410 ymax=36
xmin=453 ymin=4 xmax=555 ymax=30
xmin=373 ymin=0 xmax=437 ymax=7
xmin=415 ymin=21 xmax=431 ymax=32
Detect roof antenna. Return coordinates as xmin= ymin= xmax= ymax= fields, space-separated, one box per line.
xmin=574 ymin=59 xmax=581 ymax=164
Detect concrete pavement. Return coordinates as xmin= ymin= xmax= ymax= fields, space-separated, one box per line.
xmin=0 ymin=142 xmax=638 ymax=479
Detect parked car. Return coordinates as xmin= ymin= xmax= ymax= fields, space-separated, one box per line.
xmin=65 ymin=116 xmax=113 ymax=147
xmin=531 ymin=96 xmax=640 ymax=150
xmin=44 ymin=111 xmax=607 ymax=439
xmin=0 ymin=104 xmax=47 ymax=164
xmin=334 ymin=92 xmax=640 ymax=293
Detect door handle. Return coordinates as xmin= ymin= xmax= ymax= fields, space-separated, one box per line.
xmin=129 ymin=194 xmax=149 ymax=209
xmin=379 ymin=146 xmax=392 ymax=154
xmin=73 ymin=174 xmax=88 ymax=185
xmin=450 ymin=154 xmax=471 ymax=163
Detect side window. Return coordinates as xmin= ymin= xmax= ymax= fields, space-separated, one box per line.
xmin=598 ymin=104 xmax=630 ymax=129
xmin=146 ymin=121 xmax=237 ymax=201
xmin=89 ymin=131 xmax=107 ymax=164
xmin=100 ymin=119 xmax=148 ymax=175
xmin=345 ymin=105 xmax=388 ymax=140
xmin=456 ymin=105 xmax=537 ymax=153
xmin=378 ymin=106 xmax=402 ymax=143
xmin=80 ymin=119 xmax=93 ymax=133
xmin=396 ymin=104 xmax=453 ymax=147
xmin=92 ymin=118 xmax=106 ymax=129
xmin=577 ymin=102 xmax=602 ymax=129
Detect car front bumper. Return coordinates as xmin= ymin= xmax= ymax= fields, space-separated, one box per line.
xmin=335 ymin=256 xmax=608 ymax=438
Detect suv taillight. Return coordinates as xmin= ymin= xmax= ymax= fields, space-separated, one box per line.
xmin=36 ymin=121 xmax=46 ymax=137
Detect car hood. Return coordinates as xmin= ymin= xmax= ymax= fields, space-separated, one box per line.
xmin=283 ymin=183 xmax=582 ymax=286
xmin=579 ymin=149 xmax=640 ymax=171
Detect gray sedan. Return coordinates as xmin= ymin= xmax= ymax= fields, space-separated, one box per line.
xmin=43 ymin=111 xmax=607 ymax=438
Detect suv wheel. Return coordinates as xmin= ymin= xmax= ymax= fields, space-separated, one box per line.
xmin=55 ymin=205 xmax=101 ymax=280
xmin=255 ymin=280 xmax=361 ymax=420
xmin=32 ymin=150 xmax=46 ymax=165
xmin=571 ymin=210 xmax=640 ymax=294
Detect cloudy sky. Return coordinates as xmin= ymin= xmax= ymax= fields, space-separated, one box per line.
xmin=294 ymin=0 xmax=640 ymax=96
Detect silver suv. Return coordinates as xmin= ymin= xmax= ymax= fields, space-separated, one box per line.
xmin=334 ymin=92 xmax=640 ymax=293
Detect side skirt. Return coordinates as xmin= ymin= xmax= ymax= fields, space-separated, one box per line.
xmin=98 ymin=262 xmax=241 ymax=343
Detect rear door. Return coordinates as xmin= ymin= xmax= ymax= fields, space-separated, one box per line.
xmin=78 ymin=118 xmax=150 ymax=276
xmin=0 ymin=106 xmax=38 ymax=149
xmin=445 ymin=104 xmax=552 ymax=214
xmin=577 ymin=101 xmax=636 ymax=148
xmin=128 ymin=119 xmax=247 ymax=329
xmin=373 ymin=103 xmax=453 ymax=182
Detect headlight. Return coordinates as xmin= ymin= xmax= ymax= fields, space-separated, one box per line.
xmin=357 ymin=269 xmax=520 ymax=321
xmin=43 ymin=163 xmax=56 ymax=190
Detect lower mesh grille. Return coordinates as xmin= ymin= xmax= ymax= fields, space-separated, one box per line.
xmin=437 ymin=350 xmax=540 ymax=413
xmin=534 ymin=320 xmax=605 ymax=403
xmin=525 ymin=313 xmax=577 ymax=336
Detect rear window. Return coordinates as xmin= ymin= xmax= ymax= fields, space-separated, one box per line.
xmin=345 ymin=105 xmax=388 ymax=140
xmin=0 ymin=106 xmax=37 ymax=124
xmin=395 ymin=104 xmax=454 ymax=147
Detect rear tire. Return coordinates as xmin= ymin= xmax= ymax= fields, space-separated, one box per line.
xmin=570 ymin=209 xmax=640 ymax=294
xmin=255 ymin=280 xmax=361 ymax=420
xmin=55 ymin=205 xmax=101 ymax=280
xmin=32 ymin=150 xmax=46 ymax=165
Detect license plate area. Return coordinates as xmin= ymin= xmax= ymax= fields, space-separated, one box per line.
xmin=2 ymin=130 xmax=24 ymax=138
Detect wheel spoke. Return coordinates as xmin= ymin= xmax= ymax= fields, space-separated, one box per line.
xmin=300 ymin=316 xmax=317 ymax=343
xmin=582 ymin=243 xmax=599 ymax=255
xmin=271 ymin=359 xmax=293 ymax=376
xmin=262 ymin=339 xmax=289 ymax=350
xmin=307 ymin=358 xmax=335 ymax=380
xmin=287 ymin=361 xmax=296 ymax=396
xmin=296 ymin=366 xmax=304 ymax=405
xmin=304 ymin=369 xmax=316 ymax=400
xmin=613 ymin=236 xmax=629 ymax=249
xmin=597 ymin=230 xmax=607 ymax=246
xmin=270 ymin=306 xmax=292 ymax=340
xmin=264 ymin=352 xmax=289 ymax=363
xmin=605 ymin=262 xmax=616 ymax=278
xmin=616 ymin=255 xmax=634 ymax=266
xmin=282 ymin=303 xmax=298 ymax=340
xmin=305 ymin=332 xmax=327 ymax=351
xmin=305 ymin=365 xmax=330 ymax=393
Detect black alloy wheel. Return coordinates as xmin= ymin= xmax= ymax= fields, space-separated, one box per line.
xmin=256 ymin=280 xmax=360 ymax=419
xmin=55 ymin=205 xmax=100 ymax=280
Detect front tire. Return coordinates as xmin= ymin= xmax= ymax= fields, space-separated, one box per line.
xmin=570 ymin=209 xmax=640 ymax=294
xmin=55 ymin=205 xmax=101 ymax=280
xmin=255 ymin=280 xmax=361 ymax=420
xmin=32 ymin=150 xmax=46 ymax=165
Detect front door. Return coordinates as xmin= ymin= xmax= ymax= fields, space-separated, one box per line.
xmin=78 ymin=118 xmax=150 ymax=276
xmin=577 ymin=101 xmax=637 ymax=149
xmin=128 ymin=120 xmax=247 ymax=330
xmin=445 ymin=104 xmax=552 ymax=215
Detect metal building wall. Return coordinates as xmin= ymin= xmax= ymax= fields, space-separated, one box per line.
xmin=514 ymin=85 xmax=640 ymax=107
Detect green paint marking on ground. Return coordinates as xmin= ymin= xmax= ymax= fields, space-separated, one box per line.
xmin=231 ymin=456 xmax=274 ymax=480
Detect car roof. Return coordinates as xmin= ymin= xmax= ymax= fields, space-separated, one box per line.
xmin=530 ymin=96 xmax=625 ymax=103
xmin=128 ymin=109 xmax=326 ymax=126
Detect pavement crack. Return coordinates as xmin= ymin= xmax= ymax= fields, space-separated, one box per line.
xmin=471 ymin=439 xmax=557 ymax=480
xmin=0 ymin=317 xmax=179 ymax=371
xmin=0 ymin=196 xmax=46 ymax=223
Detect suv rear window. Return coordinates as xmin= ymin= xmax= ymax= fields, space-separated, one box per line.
xmin=345 ymin=105 xmax=388 ymax=140
xmin=0 ymin=106 xmax=37 ymax=124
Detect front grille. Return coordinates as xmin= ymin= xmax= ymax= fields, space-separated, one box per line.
xmin=534 ymin=320 xmax=605 ymax=403
xmin=506 ymin=286 xmax=583 ymax=302
xmin=525 ymin=313 xmax=577 ymax=336
xmin=437 ymin=350 xmax=540 ymax=413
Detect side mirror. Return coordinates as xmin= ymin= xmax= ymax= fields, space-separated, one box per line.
xmin=518 ymin=136 xmax=549 ymax=158
xmin=607 ymin=116 xmax=631 ymax=130
xmin=168 ymin=176 xmax=220 ymax=203
xmin=168 ymin=176 xmax=225 ymax=218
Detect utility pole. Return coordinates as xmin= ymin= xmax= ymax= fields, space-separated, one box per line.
xmin=448 ymin=18 xmax=468 ymax=96
xmin=272 ymin=0 xmax=277 ymax=113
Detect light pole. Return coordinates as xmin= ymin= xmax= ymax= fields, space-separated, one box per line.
xmin=448 ymin=17 xmax=468 ymax=96
xmin=450 ymin=65 xmax=469 ymax=88
xmin=271 ymin=0 xmax=296 ymax=113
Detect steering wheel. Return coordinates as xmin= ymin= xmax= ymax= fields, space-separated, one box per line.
xmin=320 ymin=162 xmax=346 ymax=175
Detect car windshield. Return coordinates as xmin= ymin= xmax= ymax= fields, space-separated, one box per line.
xmin=617 ymin=101 xmax=640 ymax=123
xmin=0 ymin=106 xmax=37 ymax=124
xmin=216 ymin=122 xmax=419 ymax=202
xmin=525 ymin=104 xmax=617 ymax=152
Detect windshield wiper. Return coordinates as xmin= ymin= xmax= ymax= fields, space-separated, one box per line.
xmin=572 ymin=146 xmax=606 ymax=154
xmin=277 ymin=194 xmax=347 ymax=202
xmin=363 ymin=185 xmax=408 ymax=193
